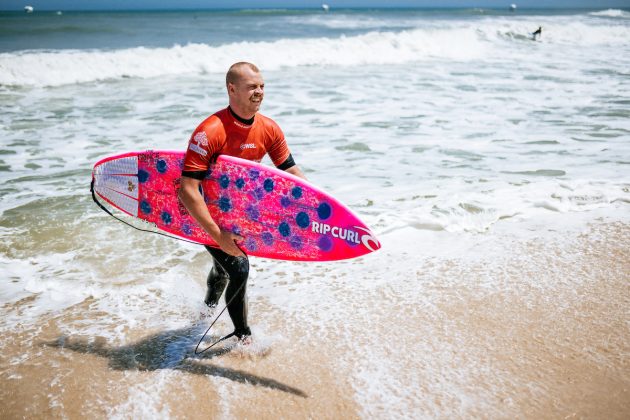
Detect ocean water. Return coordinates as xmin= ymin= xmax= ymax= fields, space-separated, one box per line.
xmin=1 ymin=8 xmax=629 ymax=418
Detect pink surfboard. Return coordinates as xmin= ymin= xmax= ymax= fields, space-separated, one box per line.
xmin=91 ymin=150 xmax=380 ymax=261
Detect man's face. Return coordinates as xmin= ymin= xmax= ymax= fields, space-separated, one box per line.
xmin=228 ymin=67 xmax=264 ymax=118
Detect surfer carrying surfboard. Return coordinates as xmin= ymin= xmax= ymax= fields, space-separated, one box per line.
xmin=178 ymin=62 xmax=307 ymax=343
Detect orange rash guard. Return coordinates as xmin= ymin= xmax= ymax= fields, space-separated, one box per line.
xmin=182 ymin=107 xmax=291 ymax=175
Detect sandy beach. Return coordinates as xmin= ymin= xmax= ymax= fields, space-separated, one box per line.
xmin=1 ymin=219 xmax=628 ymax=418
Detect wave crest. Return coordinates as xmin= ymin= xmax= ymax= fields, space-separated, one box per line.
xmin=1 ymin=18 xmax=627 ymax=87
xmin=589 ymin=9 xmax=630 ymax=18
xmin=0 ymin=28 xmax=487 ymax=87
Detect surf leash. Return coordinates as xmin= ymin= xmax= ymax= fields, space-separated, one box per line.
xmin=194 ymin=250 xmax=249 ymax=355
xmin=91 ymin=178 xmax=250 ymax=355
xmin=90 ymin=178 xmax=200 ymax=245
xmin=193 ymin=303 xmax=238 ymax=355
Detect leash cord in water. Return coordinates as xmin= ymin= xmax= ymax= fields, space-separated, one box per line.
xmin=194 ymin=250 xmax=249 ymax=355
xmin=91 ymin=179 xmax=248 ymax=354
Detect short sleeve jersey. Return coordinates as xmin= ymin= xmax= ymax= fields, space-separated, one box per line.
xmin=182 ymin=107 xmax=290 ymax=173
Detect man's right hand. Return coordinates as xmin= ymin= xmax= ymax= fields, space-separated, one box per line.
xmin=216 ymin=230 xmax=245 ymax=257
xmin=179 ymin=176 xmax=245 ymax=257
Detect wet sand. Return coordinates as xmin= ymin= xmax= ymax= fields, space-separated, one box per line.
xmin=1 ymin=221 xmax=628 ymax=418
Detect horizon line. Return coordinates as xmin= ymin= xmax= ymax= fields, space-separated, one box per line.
xmin=1 ymin=6 xmax=626 ymax=12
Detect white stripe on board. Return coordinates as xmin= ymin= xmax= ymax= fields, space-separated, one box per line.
xmin=95 ymin=183 xmax=139 ymax=217
xmin=94 ymin=156 xmax=138 ymax=176
xmin=94 ymin=173 xmax=139 ymax=200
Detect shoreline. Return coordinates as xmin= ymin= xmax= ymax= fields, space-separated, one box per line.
xmin=1 ymin=218 xmax=628 ymax=418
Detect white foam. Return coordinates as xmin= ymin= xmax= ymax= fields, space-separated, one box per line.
xmin=589 ymin=9 xmax=630 ymax=18
xmin=0 ymin=27 xmax=487 ymax=87
xmin=0 ymin=255 xmax=37 ymax=304
xmin=107 ymin=371 xmax=176 ymax=419
xmin=2 ymin=14 xmax=628 ymax=88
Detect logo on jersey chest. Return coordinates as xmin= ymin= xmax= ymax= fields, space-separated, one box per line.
xmin=233 ymin=120 xmax=252 ymax=129
xmin=240 ymin=143 xmax=256 ymax=150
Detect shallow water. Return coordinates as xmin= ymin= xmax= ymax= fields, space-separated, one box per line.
xmin=0 ymin=7 xmax=629 ymax=418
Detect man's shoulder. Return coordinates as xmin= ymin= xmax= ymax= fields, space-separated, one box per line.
xmin=256 ymin=113 xmax=283 ymax=137
xmin=256 ymin=112 xmax=280 ymax=127
xmin=197 ymin=109 xmax=229 ymax=133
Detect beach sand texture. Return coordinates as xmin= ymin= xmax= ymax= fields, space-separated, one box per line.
xmin=1 ymin=221 xmax=628 ymax=418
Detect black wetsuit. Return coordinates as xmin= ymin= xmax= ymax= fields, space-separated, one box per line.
xmin=204 ymin=246 xmax=251 ymax=338
xmin=532 ymin=27 xmax=542 ymax=39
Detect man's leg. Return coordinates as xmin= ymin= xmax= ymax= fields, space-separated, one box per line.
xmin=204 ymin=246 xmax=229 ymax=308
xmin=204 ymin=246 xmax=251 ymax=339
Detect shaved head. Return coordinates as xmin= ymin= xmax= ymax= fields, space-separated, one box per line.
xmin=226 ymin=62 xmax=260 ymax=87
xmin=226 ymin=62 xmax=265 ymax=120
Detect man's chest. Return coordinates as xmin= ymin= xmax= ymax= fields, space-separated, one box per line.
xmin=218 ymin=128 xmax=267 ymax=162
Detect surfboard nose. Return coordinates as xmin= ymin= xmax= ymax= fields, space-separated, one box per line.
xmin=354 ymin=226 xmax=381 ymax=253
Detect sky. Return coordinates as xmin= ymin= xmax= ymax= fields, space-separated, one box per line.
xmin=2 ymin=0 xmax=628 ymax=11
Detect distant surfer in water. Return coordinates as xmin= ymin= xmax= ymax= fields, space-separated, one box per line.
xmin=178 ymin=62 xmax=306 ymax=344
xmin=532 ymin=26 xmax=542 ymax=41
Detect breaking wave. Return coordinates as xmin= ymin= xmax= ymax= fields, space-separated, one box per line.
xmin=1 ymin=18 xmax=627 ymax=87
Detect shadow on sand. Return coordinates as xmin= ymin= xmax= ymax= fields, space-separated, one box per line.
xmin=41 ymin=325 xmax=308 ymax=398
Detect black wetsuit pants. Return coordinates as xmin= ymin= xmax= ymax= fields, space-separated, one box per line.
xmin=204 ymin=246 xmax=251 ymax=338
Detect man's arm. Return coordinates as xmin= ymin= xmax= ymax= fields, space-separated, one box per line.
xmin=285 ymin=164 xmax=307 ymax=181
xmin=178 ymin=176 xmax=244 ymax=257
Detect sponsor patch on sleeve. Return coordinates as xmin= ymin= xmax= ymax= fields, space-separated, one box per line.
xmin=194 ymin=131 xmax=208 ymax=146
xmin=189 ymin=143 xmax=208 ymax=156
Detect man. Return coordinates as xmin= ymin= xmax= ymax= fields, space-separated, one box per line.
xmin=532 ymin=26 xmax=542 ymax=41
xmin=178 ymin=62 xmax=306 ymax=344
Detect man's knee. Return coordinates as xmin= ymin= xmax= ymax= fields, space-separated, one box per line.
xmin=228 ymin=256 xmax=249 ymax=282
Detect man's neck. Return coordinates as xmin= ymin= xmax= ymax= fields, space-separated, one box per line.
xmin=228 ymin=106 xmax=255 ymax=125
